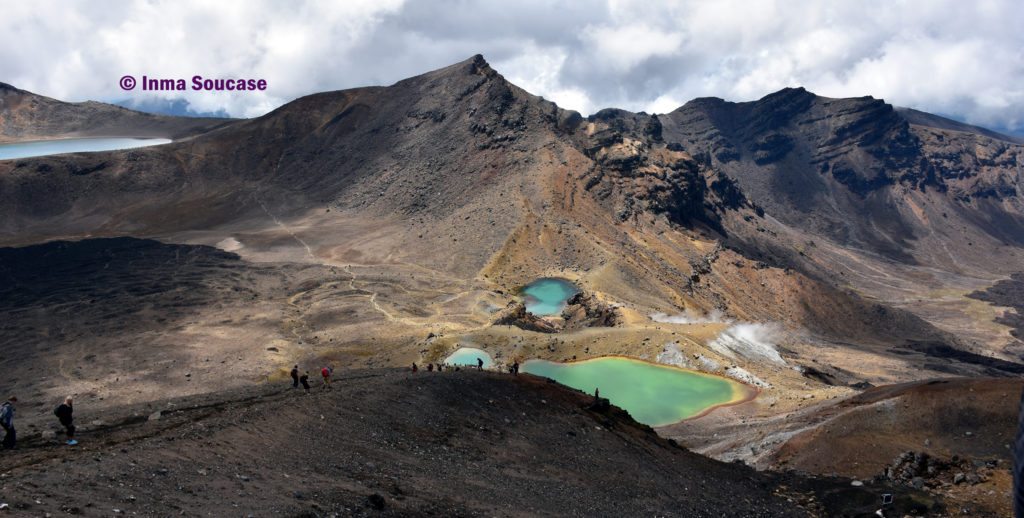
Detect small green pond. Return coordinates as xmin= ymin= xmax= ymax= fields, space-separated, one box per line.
xmin=521 ymin=357 xmax=753 ymax=426
xmin=444 ymin=347 xmax=494 ymax=368
xmin=521 ymin=278 xmax=579 ymax=316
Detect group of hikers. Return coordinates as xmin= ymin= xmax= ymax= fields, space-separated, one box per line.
xmin=2 ymin=356 xmax=527 ymax=451
xmin=285 ymin=357 xmax=522 ymax=390
xmin=0 ymin=395 xmax=77 ymax=451
xmin=289 ymin=364 xmax=334 ymax=393
xmin=410 ymin=357 xmax=520 ymax=374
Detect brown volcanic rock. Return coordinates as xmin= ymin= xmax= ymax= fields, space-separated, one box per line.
xmin=771 ymin=378 xmax=1023 ymax=478
xmin=561 ymin=291 xmax=619 ymax=330
xmin=660 ymin=88 xmax=1024 ymax=258
xmin=491 ymin=301 xmax=559 ymax=333
xmin=769 ymin=377 xmax=1022 ymax=516
xmin=0 ymin=54 xmax=1021 ymax=378
xmin=491 ymin=292 xmax=618 ymax=334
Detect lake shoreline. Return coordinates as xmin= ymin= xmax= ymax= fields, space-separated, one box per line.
xmin=522 ymin=354 xmax=759 ymax=427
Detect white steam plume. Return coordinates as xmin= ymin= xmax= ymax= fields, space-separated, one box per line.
xmin=709 ymin=323 xmax=786 ymax=366
xmin=650 ymin=309 xmax=731 ymax=324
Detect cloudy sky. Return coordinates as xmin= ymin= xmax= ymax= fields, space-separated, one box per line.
xmin=3 ymin=0 xmax=1022 ymax=132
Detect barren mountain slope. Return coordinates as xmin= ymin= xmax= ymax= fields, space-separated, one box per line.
xmin=1 ymin=56 xmax=1022 ymax=503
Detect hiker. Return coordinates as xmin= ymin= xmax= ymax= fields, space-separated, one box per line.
xmin=290 ymin=365 xmax=300 ymax=389
xmin=477 ymin=357 xmax=483 ymax=370
xmin=512 ymin=361 xmax=519 ymax=376
xmin=427 ymin=363 xmax=434 ymax=372
xmin=0 ymin=396 xmax=16 ymax=450
xmin=299 ymin=371 xmax=311 ymax=393
xmin=411 ymin=363 xmax=418 ymax=373
xmin=321 ymin=366 xmax=333 ymax=390
xmin=54 ymin=396 xmax=76 ymax=446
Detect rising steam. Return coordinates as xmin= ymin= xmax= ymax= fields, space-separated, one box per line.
xmin=649 ymin=309 xmax=731 ymax=324
xmin=708 ymin=323 xmax=786 ymax=366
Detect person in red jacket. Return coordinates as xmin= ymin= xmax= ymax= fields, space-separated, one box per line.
xmin=321 ymin=365 xmax=334 ymax=390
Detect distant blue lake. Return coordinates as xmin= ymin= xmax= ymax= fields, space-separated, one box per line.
xmin=444 ymin=347 xmax=493 ymax=368
xmin=521 ymin=278 xmax=579 ymax=316
xmin=0 ymin=137 xmax=172 ymax=160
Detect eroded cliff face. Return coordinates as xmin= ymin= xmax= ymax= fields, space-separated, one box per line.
xmin=656 ymin=87 xmax=1024 ymax=254
xmin=568 ymin=108 xmax=751 ymax=233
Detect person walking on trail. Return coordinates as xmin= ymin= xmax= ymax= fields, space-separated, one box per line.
xmin=299 ymin=371 xmax=311 ymax=393
xmin=512 ymin=361 xmax=520 ymax=376
xmin=54 ymin=396 xmax=76 ymax=446
xmin=477 ymin=357 xmax=483 ymax=370
xmin=0 ymin=396 xmax=16 ymax=450
xmin=321 ymin=366 xmax=334 ymax=390
xmin=411 ymin=363 xmax=418 ymax=373
xmin=427 ymin=363 xmax=434 ymax=372
xmin=290 ymin=365 xmax=300 ymax=389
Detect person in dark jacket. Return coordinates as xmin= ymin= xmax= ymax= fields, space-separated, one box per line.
xmin=290 ymin=365 xmax=300 ymax=388
xmin=299 ymin=371 xmax=311 ymax=394
xmin=54 ymin=396 xmax=76 ymax=446
xmin=0 ymin=396 xmax=16 ymax=450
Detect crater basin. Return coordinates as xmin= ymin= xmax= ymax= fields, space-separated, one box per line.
xmin=520 ymin=278 xmax=579 ymax=316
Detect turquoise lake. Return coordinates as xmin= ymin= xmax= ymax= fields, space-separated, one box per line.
xmin=521 ymin=278 xmax=579 ymax=316
xmin=521 ymin=357 xmax=752 ymax=426
xmin=0 ymin=137 xmax=172 ymax=160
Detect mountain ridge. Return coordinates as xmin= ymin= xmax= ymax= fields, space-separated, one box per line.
xmin=0 ymin=55 xmax=1019 ymax=355
xmin=0 ymin=57 xmax=1022 ymax=514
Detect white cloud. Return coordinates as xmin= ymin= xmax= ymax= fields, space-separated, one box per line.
xmin=581 ymin=24 xmax=684 ymax=72
xmin=1 ymin=0 xmax=1021 ymax=132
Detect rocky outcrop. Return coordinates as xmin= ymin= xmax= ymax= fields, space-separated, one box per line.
xmin=576 ymin=110 xmax=755 ymax=231
xmin=490 ymin=292 xmax=618 ymax=333
xmin=875 ymin=451 xmax=998 ymax=490
xmin=491 ymin=302 xmax=559 ymax=333
xmin=561 ymin=292 xmax=618 ymax=330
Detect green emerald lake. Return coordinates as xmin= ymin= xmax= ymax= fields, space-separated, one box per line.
xmin=521 ymin=357 xmax=751 ymax=426
xmin=521 ymin=278 xmax=578 ymax=316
